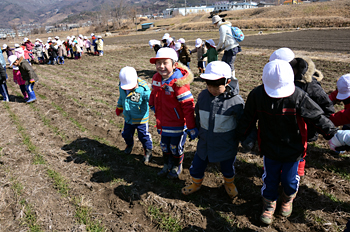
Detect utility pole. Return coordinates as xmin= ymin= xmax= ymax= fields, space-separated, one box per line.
xmin=185 ymin=0 xmax=187 ymax=16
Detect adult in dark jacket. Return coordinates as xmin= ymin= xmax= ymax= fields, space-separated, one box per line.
xmin=0 ymin=65 xmax=9 ymax=101
xmin=237 ymin=60 xmax=337 ymax=225
xmin=9 ymin=55 xmax=38 ymax=103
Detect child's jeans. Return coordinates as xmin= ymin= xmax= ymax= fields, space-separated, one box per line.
xmin=160 ymin=133 xmax=187 ymax=158
xmin=58 ymin=56 xmax=64 ymax=64
xmin=98 ymin=50 xmax=103 ymax=56
xmin=262 ymin=156 xmax=300 ymax=201
xmin=122 ymin=122 xmax=152 ymax=150
xmin=189 ymin=153 xmax=236 ymax=179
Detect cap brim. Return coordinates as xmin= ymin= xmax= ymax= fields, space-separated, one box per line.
xmin=264 ymin=84 xmax=295 ymax=98
xmin=200 ymin=73 xmax=225 ymax=80
xmin=150 ymin=57 xmax=177 ymax=64
xmin=336 ymin=92 xmax=350 ymax=100
xmin=120 ymin=82 xmax=137 ymax=90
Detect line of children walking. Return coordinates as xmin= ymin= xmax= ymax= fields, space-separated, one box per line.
xmin=116 ymin=46 xmax=349 ymax=227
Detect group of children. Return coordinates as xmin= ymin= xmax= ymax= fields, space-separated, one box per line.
xmin=149 ymin=33 xmax=219 ymax=74
xmin=0 ymin=33 xmax=105 ymax=103
xmin=116 ymin=46 xmax=350 ymax=226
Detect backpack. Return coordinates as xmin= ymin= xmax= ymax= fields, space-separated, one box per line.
xmin=225 ymin=25 xmax=244 ymax=42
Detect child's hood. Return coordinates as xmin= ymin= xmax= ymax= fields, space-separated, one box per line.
xmin=296 ymin=57 xmax=324 ymax=83
xmin=174 ymin=62 xmax=194 ymax=87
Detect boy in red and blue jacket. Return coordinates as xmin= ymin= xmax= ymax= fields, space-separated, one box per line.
xmin=149 ymin=48 xmax=198 ymax=179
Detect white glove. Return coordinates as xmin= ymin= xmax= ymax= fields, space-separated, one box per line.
xmin=328 ymin=130 xmax=350 ymax=151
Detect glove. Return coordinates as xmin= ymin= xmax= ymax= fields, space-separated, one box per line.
xmin=29 ymin=79 xmax=35 ymax=83
xmin=329 ymin=131 xmax=347 ymax=151
xmin=241 ymin=138 xmax=255 ymax=153
xmin=150 ymin=106 xmax=155 ymax=113
xmin=187 ymin=128 xmax=198 ymax=141
xmin=115 ymin=107 xmax=123 ymax=116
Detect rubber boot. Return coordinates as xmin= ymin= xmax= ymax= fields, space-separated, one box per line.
xmin=26 ymin=91 xmax=36 ymax=103
xmin=280 ymin=191 xmax=297 ymax=217
xmin=182 ymin=177 xmax=203 ymax=195
xmin=143 ymin=148 xmax=152 ymax=163
xmin=298 ymin=159 xmax=305 ymax=177
xmin=223 ymin=176 xmax=238 ymax=198
xmin=260 ymin=197 xmax=277 ymax=225
xmin=157 ymin=153 xmax=171 ymax=176
xmin=167 ymin=155 xmax=183 ymax=179
xmin=124 ymin=144 xmax=133 ymax=155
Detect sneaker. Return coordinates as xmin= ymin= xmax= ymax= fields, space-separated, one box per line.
xmin=124 ymin=144 xmax=133 ymax=155
xmin=167 ymin=164 xmax=183 ymax=179
xmin=157 ymin=164 xmax=169 ymax=176
xmin=143 ymin=149 xmax=152 ymax=163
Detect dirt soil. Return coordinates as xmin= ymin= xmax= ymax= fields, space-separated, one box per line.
xmin=0 ymin=29 xmax=349 ymax=232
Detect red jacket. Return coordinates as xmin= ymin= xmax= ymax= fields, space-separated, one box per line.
xmin=329 ymin=108 xmax=350 ymax=126
xmin=149 ymin=63 xmax=195 ymax=137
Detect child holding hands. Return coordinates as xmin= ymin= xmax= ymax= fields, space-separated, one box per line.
xmin=149 ymin=48 xmax=197 ymax=179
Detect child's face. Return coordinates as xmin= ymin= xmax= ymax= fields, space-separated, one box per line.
xmin=155 ymin=58 xmax=176 ymax=79
xmin=207 ymin=79 xmax=231 ymax=96
xmin=13 ymin=60 xmax=19 ymax=66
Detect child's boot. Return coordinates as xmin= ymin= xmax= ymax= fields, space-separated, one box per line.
xmin=223 ymin=176 xmax=238 ymax=198
xmin=167 ymin=155 xmax=183 ymax=179
xmin=157 ymin=153 xmax=171 ymax=176
xmin=182 ymin=177 xmax=203 ymax=195
xmin=280 ymin=191 xmax=297 ymax=217
xmin=143 ymin=148 xmax=152 ymax=163
xmin=260 ymin=197 xmax=276 ymax=225
xmin=26 ymin=91 xmax=36 ymax=103
xmin=124 ymin=144 xmax=133 ymax=155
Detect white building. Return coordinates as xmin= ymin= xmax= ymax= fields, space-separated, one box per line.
xmin=214 ymin=1 xmax=258 ymax=12
xmin=163 ymin=5 xmax=215 ymax=18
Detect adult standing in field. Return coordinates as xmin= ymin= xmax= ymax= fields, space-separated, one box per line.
xmin=212 ymin=15 xmax=241 ymax=85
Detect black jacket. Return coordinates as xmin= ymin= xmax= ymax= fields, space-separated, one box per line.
xmin=0 ymin=65 xmax=6 ymax=84
xmin=237 ymin=85 xmax=337 ymax=162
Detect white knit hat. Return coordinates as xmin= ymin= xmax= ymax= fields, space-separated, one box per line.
xmin=119 ymin=66 xmax=138 ymax=90
xmin=200 ymin=61 xmax=231 ymax=80
xmin=262 ymin=60 xmax=295 ymax=98
xmin=269 ymin=48 xmax=295 ymax=62
xmin=336 ymin=74 xmax=350 ymax=100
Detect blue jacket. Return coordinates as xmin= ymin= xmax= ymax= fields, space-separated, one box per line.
xmin=117 ymin=78 xmax=151 ymax=125
xmin=0 ymin=49 xmax=6 ymax=67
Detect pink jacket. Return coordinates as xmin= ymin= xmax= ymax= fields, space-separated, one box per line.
xmin=23 ymin=49 xmax=32 ymax=60
xmin=24 ymin=41 xmax=34 ymax=51
xmin=84 ymin=40 xmax=91 ymax=48
xmin=15 ymin=47 xmax=24 ymax=58
xmin=13 ymin=69 xmax=26 ymax=85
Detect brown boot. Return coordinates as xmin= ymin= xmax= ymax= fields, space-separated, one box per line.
xmin=280 ymin=191 xmax=297 ymax=217
xmin=260 ymin=197 xmax=276 ymax=225
xmin=223 ymin=176 xmax=238 ymax=198
xmin=181 ymin=177 xmax=203 ymax=195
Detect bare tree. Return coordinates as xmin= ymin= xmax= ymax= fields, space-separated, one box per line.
xmin=114 ymin=0 xmax=128 ymax=29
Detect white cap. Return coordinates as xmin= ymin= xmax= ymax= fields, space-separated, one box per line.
xmin=91 ymin=33 xmax=94 ymax=36
xmin=149 ymin=39 xmax=160 ymax=48
xmin=55 ymin=36 xmax=59 ymax=39
xmin=8 ymin=55 xmax=17 ymax=66
xmin=336 ymin=74 xmax=350 ymax=100
xmin=35 ymin=38 xmax=40 ymax=41
xmin=14 ymin=44 xmax=20 ymax=48
xmin=79 ymin=34 xmax=83 ymax=38
xmin=35 ymin=42 xmax=40 ymax=46
xmin=12 ymin=65 xmax=19 ymax=70
xmin=262 ymin=60 xmax=295 ymax=98
xmin=23 ymin=37 xmax=28 ymax=42
xmin=212 ymin=15 xmax=222 ymax=24
xmin=177 ymin=38 xmax=185 ymax=44
xmin=205 ymin=39 xmax=216 ymax=48
xmin=97 ymin=35 xmax=102 ymax=39
xmin=72 ymin=35 xmax=75 ymax=38
xmin=269 ymin=48 xmax=295 ymax=62
xmin=162 ymin=33 xmax=170 ymax=40
xmin=119 ymin=66 xmax=138 ymax=90
xmin=195 ymin=38 xmax=202 ymax=48
xmin=200 ymin=61 xmax=231 ymax=80
xmin=67 ymin=36 xmax=71 ymax=40
xmin=174 ymin=42 xmax=181 ymax=51
xmin=84 ymin=36 xmax=88 ymax=39
xmin=38 ymin=39 xmax=42 ymax=43
xmin=2 ymin=44 xmax=7 ymax=49
xmin=150 ymin=47 xmax=178 ymax=64
xmin=166 ymin=37 xmax=173 ymax=46
xmin=48 ymin=37 xmax=52 ymax=40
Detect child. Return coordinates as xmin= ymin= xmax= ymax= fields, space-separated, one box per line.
xmin=167 ymin=37 xmax=175 ymax=50
xmin=202 ymin=39 xmax=218 ymax=65
xmin=23 ymin=38 xmax=34 ymax=61
xmin=91 ymin=34 xmax=97 ymax=55
xmin=33 ymin=42 xmax=44 ymax=64
xmin=115 ymin=66 xmax=153 ymax=163
xmin=9 ymin=55 xmax=38 ymax=103
xmin=177 ymin=39 xmax=191 ymax=68
xmin=12 ymin=65 xmax=28 ymax=100
xmin=83 ymin=36 xmax=92 ymax=54
xmin=237 ymin=59 xmax=338 ymax=225
xmin=14 ymin=44 xmax=24 ymax=58
xmin=161 ymin=33 xmax=170 ymax=48
xmin=95 ymin=36 xmax=104 ymax=56
xmin=149 ymin=48 xmax=197 ymax=179
xmin=57 ymin=41 xmax=65 ymax=64
xmin=149 ymin=40 xmax=161 ymax=54
xmin=190 ymin=38 xmax=207 ymax=74
xmin=78 ymin=35 xmax=84 ymax=53
xmin=2 ymin=44 xmax=14 ymax=59
xmin=181 ymin=61 xmax=244 ymax=198
xmin=0 ymin=64 xmax=9 ymax=102
xmin=22 ymin=45 xmax=33 ymax=65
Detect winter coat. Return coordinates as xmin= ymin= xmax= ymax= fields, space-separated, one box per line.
xmin=24 ymin=41 xmax=34 ymax=51
xmin=77 ymin=38 xmax=84 ymax=48
xmin=237 ymin=85 xmax=337 ymax=162
xmin=216 ymin=21 xmax=239 ymax=51
xmin=293 ymin=57 xmax=335 ymax=141
xmin=149 ymin=63 xmax=196 ymax=137
xmin=202 ymin=47 xmax=218 ymax=64
xmin=96 ymin=39 xmax=103 ymax=51
xmin=3 ymin=47 xmax=14 ymax=57
xmin=57 ymin=46 xmax=65 ymax=56
xmin=84 ymin=40 xmax=91 ymax=48
xmin=13 ymin=69 xmax=26 ymax=85
xmin=330 ymin=108 xmax=350 ymax=127
xmin=0 ymin=49 xmax=6 ymax=67
xmin=48 ymin=44 xmax=58 ymax=58
xmin=23 ymin=49 xmax=32 ymax=60
xmin=190 ymin=44 xmax=207 ymax=62
xmin=33 ymin=45 xmax=43 ymax=58
xmin=117 ymin=78 xmax=151 ymax=125
xmin=15 ymin=47 xmax=25 ymax=58
xmin=17 ymin=57 xmax=39 ymax=85
xmin=195 ymin=84 xmax=244 ymax=162
xmin=178 ymin=45 xmax=191 ymax=64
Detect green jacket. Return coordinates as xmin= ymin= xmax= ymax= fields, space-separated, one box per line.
xmin=202 ymin=47 xmax=218 ymax=64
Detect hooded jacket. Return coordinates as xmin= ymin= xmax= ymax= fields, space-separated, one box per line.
xmin=149 ymin=62 xmax=195 ymax=137
xmin=216 ymin=21 xmax=239 ymax=51
xmin=33 ymin=45 xmax=43 ymax=57
xmin=237 ymin=85 xmax=337 ymax=162
xmin=178 ymin=45 xmax=191 ymax=64
xmin=18 ymin=57 xmax=39 ymax=85
xmin=195 ymin=84 xmax=244 ymax=162
xmin=15 ymin=47 xmax=24 ymax=58
xmin=293 ymin=57 xmax=335 ymax=141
